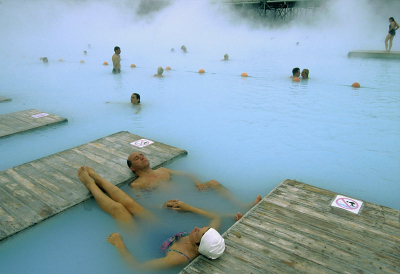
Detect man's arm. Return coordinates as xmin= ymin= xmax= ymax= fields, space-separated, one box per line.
xmin=107 ymin=233 xmax=188 ymax=270
xmin=166 ymin=168 xmax=208 ymax=190
xmin=165 ymin=200 xmax=221 ymax=230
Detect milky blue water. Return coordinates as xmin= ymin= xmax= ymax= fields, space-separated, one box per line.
xmin=1 ymin=1 xmax=400 ymax=273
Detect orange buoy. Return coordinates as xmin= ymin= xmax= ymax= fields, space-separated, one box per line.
xmin=293 ymin=77 xmax=300 ymax=82
xmin=241 ymin=72 xmax=248 ymax=77
xmin=58 ymin=58 xmax=64 ymax=62
xmin=80 ymin=60 xmax=85 ymax=63
xmin=166 ymin=66 xmax=171 ymax=70
xmin=103 ymin=62 xmax=108 ymax=65
xmin=39 ymin=57 xmax=43 ymax=60
xmin=351 ymin=82 xmax=360 ymax=88
xmin=130 ymin=64 xmax=136 ymax=68
xmin=199 ymin=69 xmax=205 ymax=73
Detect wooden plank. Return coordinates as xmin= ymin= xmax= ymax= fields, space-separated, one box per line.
xmin=348 ymin=50 xmax=400 ymax=59
xmin=0 ymin=131 xmax=187 ymax=242
xmin=251 ymin=206 xmax=400 ymax=270
xmin=0 ymin=96 xmax=11 ymax=102
xmin=0 ymin=109 xmax=68 ymax=138
xmin=180 ymin=179 xmax=400 ymax=274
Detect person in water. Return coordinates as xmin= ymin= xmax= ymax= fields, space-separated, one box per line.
xmin=221 ymin=54 xmax=229 ymax=61
xmin=126 ymin=152 xmax=262 ymax=207
xmin=42 ymin=57 xmax=48 ymax=63
xmin=291 ymin=67 xmax=300 ymax=78
xmin=130 ymin=93 xmax=141 ymax=114
xmin=181 ymin=45 xmax=187 ymax=53
xmin=301 ymin=69 xmax=309 ymax=79
xmin=385 ymin=17 xmax=400 ymax=52
xmin=112 ymin=46 xmax=121 ymax=74
xmin=154 ymin=66 xmax=164 ymax=77
xmin=77 ymin=166 xmax=225 ymax=270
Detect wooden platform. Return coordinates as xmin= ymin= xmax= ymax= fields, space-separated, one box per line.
xmin=348 ymin=50 xmax=400 ymax=59
xmin=0 ymin=109 xmax=67 ymax=138
xmin=0 ymin=96 xmax=11 ymax=102
xmin=0 ymin=131 xmax=187 ymax=242
xmin=180 ymin=179 xmax=400 ymax=274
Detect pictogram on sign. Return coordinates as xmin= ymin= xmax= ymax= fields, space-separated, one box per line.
xmin=130 ymin=139 xmax=154 ymax=148
xmin=31 ymin=113 xmax=49 ymax=118
xmin=331 ymin=195 xmax=363 ymax=214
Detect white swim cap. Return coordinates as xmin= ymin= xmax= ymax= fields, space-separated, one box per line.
xmin=198 ymin=228 xmax=225 ymax=259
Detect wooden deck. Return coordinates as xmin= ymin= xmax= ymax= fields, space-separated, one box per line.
xmin=0 ymin=96 xmax=11 ymax=102
xmin=0 ymin=131 xmax=187 ymax=242
xmin=180 ymin=179 xmax=400 ymax=274
xmin=0 ymin=109 xmax=67 ymax=138
xmin=348 ymin=50 xmax=400 ymax=59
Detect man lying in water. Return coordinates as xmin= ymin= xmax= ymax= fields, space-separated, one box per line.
xmin=127 ymin=152 xmax=262 ymax=208
xmin=77 ymin=166 xmax=225 ymax=270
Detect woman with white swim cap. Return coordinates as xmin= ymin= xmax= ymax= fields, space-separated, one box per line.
xmin=77 ymin=166 xmax=225 ymax=271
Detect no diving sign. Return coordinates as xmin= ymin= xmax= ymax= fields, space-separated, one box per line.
xmin=130 ymin=139 xmax=154 ymax=148
xmin=331 ymin=195 xmax=363 ymax=214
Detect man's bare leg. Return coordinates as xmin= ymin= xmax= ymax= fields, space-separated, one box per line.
xmin=235 ymin=195 xmax=262 ymax=221
xmin=85 ymin=166 xmax=153 ymax=219
xmin=78 ymin=166 xmax=132 ymax=222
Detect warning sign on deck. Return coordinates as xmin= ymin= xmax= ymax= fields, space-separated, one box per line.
xmin=31 ymin=113 xmax=49 ymax=118
xmin=130 ymin=139 xmax=154 ymax=148
xmin=331 ymin=195 xmax=363 ymax=214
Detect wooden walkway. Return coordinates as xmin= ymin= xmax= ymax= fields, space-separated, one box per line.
xmin=0 ymin=96 xmax=11 ymax=102
xmin=348 ymin=50 xmax=400 ymax=59
xmin=0 ymin=131 xmax=187 ymax=242
xmin=180 ymin=179 xmax=400 ymax=274
xmin=0 ymin=109 xmax=67 ymax=138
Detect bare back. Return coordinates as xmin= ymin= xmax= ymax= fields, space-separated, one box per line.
xmin=112 ymin=53 xmax=121 ymax=69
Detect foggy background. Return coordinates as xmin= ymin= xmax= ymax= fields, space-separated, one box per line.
xmin=1 ymin=0 xmax=399 ymax=60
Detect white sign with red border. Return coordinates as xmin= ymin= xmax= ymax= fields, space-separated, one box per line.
xmin=31 ymin=113 xmax=49 ymax=118
xmin=130 ymin=139 xmax=154 ymax=148
xmin=331 ymin=195 xmax=363 ymax=214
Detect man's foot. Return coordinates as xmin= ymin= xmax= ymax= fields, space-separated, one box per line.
xmin=77 ymin=166 xmax=95 ymax=188
xmin=107 ymin=233 xmax=126 ymax=248
xmin=85 ymin=166 xmax=97 ymax=178
xmin=235 ymin=212 xmax=243 ymax=221
xmin=254 ymin=195 xmax=262 ymax=205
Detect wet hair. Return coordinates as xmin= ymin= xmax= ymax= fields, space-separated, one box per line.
xmin=157 ymin=66 xmax=164 ymax=75
xmin=132 ymin=93 xmax=140 ymax=103
xmin=224 ymin=54 xmax=229 ymax=59
xmin=389 ymin=17 xmax=395 ymax=22
xmin=292 ymin=67 xmax=300 ymax=76
xmin=303 ymin=69 xmax=309 ymax=77
xmin=114 ymin=46 xmax=120 ymax=52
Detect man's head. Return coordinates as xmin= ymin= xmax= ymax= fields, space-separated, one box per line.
xmin=157 ymin=67 xmax=164 ymax=75
xmin=42 ymin=57 xmax=48 ymax=63
xmin=301 ymin=69 xmax=309 ymax=79
xmin=127 ymin=152 xmax=149 ymax=173
xmin=191 ymin=227 xmax=225 ymax=260
xmin=224 ymin=54 xmax=229 ymax=60
xmin=114 ymin=46 xmax=121 ymax=54
xmin=131 ymin=93 xmax=140 ymax=104
xmin=292 ymin=67 xmax=300 ymax=77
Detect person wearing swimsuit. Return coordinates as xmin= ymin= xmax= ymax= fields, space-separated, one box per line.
xmin=77 ymin=166 xmax=225 ymax=271
xmin=385 ymin=17 xmax=400 ymax=52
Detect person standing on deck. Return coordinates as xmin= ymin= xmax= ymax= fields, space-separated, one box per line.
xmin=385 ymin=17 xmax=399 ymax=52
xmin=112 ymin=46 xmax=121 ymax=74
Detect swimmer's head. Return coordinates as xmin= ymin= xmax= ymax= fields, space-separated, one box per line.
xmin=157 ymin=66 xmax=164 ymax=75
xmin=181 ymin=45 xmax=187 ymax=52
xmin=292 ymin=67 xmax=300 ymax=77
xmin=43 ymin=57 xmax=48 ymax=63
xmin=131 ymin=93 xmax=140 ymax=104
xmin=195 ymin=227 xmax=225 ymax=260
xmin=127 ymin=152 xmax=149 ymax=173
xmin=114 ymin=46 xmax=121 ymax=53
xmin=84 ymin=51 xmax=87 ymax=55
xmin=171 ymin=48 xmax=175 ymax=52
xmin=301 ymin=69 xmax=309 ymax=79
xmin=389 ymin=17 xmax=395 ymax=22
xmin=224 ymin=54 xmax=229 ymax=60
